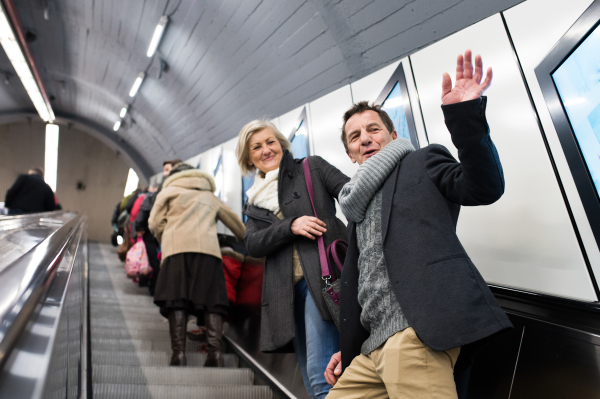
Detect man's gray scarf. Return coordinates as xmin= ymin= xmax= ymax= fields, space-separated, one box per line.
xmin=339 ymin=138 xmax=415 ymax=223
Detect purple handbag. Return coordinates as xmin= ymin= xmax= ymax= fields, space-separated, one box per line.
xmin=302 ymin=158 xmax=347 ymax=329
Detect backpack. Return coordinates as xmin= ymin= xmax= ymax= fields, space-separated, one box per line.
xmin=125 ymin=238 xmax=152 ymax=279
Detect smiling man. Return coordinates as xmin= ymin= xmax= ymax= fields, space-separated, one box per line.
xmin=324 ymin=50 xmax=513 ymax=398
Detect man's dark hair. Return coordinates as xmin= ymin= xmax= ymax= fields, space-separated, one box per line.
xmin=163 ymin=159 xmax=183 ymax=167
xmin=169 ymin=162 xmax=195 ymax=176
xmin=29 ymin=167 xmax=44 ymax=176
xmin=341 ymin=101 xmax=395 ymax=152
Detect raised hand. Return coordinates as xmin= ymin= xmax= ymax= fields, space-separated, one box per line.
xmin=441 ymin=49 xmax=492 ymax=105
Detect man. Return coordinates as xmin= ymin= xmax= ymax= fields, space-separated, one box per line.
xmin=324 ymin=50 xmax=512 ymax=398
xmin=5 ymin=168 xmax=56 ymax=215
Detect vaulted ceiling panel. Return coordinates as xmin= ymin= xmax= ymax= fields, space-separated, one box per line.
xmin=1 ymin=0 xmax=524 ymax=176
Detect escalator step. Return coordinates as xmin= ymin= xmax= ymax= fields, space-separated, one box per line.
xmin=91 ymin=326 xmax=170 ymax=340
xmin=91 ymin=312 xmax=169 ymax=323
xmin=93 ymin=383 xmax=272 ymax=399
xmin=91 ymin=304 xmax=162 ymax=314
xmin=92 ymin=350 xmax=239 ymax=368
xmin=91 ymin=319 xmax=170 ymax=331
xmin=93 ymin=365 xmax=253 ymax=386
xmin=92 ymin=338 xmax=204 ymax=353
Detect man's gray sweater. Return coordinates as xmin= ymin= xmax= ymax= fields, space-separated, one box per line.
xmin=356 ymin=189 xmax=409 ymax=355
xmin=339 ymin=138 xmax=416 ymax=355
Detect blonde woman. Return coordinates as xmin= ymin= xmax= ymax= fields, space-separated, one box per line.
xmin=149 ymin=162 xmax=245 ymax=367
xmin=236 ymin=120 xmax=349 ymax=398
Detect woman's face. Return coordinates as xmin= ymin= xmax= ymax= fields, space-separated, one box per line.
xmin=248 ymin=128 xmax=284 ymax=175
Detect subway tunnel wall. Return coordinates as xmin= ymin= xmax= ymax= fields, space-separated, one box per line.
xmin=0 ymin=120 xmax=131 ymax=242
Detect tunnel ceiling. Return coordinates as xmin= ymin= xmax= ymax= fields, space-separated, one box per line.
xmin=0 ymin=0 xmax=523 ymax=174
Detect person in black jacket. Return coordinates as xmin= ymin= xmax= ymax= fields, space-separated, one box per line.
xmin=5 ymin=168 xmax=56 ymax=215
xmin=324 ymin=50 xmax=512 ymax=398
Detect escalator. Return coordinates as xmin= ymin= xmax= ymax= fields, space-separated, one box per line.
xmin=88 ymin=242 xmax=272 ymax=398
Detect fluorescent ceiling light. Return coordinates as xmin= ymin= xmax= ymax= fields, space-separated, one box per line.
xmin=147 ymin=15 xmax=169 ymax=57
xmin=113 ymin=120 xmax=121 ymax=131
xmin=45 ymin=124 xmax=59 ymax=192
xmin=0 ymin=5 xmax=54 ymax=122
xmin=129 ymin=72 xmax=145 ymax=97
xmin=120 ymin=107 xmax=127 ymax=118
xmin=124 ymin=168 xmax=139 ymax=197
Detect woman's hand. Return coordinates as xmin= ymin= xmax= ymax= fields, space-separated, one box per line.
xmin=324 ymin=351 xmax=342 ymax=386
xmin=291 ymin=216 xmax=327 ymax=240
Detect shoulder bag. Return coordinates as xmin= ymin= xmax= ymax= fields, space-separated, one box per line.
xmin=302 ymin=158 xmax=348 ymax=329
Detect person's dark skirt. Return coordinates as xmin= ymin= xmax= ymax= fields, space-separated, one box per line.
xmin=154 ymin=252 xmax=229 ymax=319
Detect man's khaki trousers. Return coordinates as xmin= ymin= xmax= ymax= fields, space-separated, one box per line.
xmin=326 ymin=327 xmax=460 ymax=399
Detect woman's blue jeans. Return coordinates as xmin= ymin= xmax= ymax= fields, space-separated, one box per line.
xmin=293 ymin=278 xmax=340 ymax=399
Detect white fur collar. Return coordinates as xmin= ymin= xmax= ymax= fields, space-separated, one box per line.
xmin=246 ymin=168 xmax=280 ymax=214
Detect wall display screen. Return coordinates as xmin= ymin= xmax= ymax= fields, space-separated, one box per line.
xmin=536 ymin=0 xmax=600 ymax=285
xmin=381 ymin=82 xmax=412 ymax=143
xmin=290 ymin=120 xmax=308 ymax=159
xmin=242 ymin=174 xmax=255 ymax=222
xmin=288 ymin=107 xmax=310 ymax=159
xmin=375 ymin=64 xmax=420 ymax=148
xmin=552 ymin=22 xmax=600 ymax=198
xmin=214 ymin=152 xmax=224 ymax=201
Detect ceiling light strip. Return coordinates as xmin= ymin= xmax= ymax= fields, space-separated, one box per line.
xmin=0 ymin=0 xmax=54 ymax=122
xmin=129 ymin=72 xmax=145 ymax=97
xmin=147 ymin=15 xmax=169 ymax=57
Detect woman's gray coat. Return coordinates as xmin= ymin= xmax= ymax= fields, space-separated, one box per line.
xmin=243 ymin=151 xmax=350 ymax=353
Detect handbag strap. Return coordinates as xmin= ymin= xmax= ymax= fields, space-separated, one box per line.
xmin=302 ymin=158 xmax=332 ymax=279
xmin=327 ymin=239 xmax=347 ymax=273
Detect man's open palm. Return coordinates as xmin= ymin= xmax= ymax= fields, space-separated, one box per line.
xmin=441 ymin=49 xmax=492 ymax=105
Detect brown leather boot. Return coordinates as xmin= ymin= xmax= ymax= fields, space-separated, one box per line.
xmin=168 ymin=310 xmax=188 ymax=366
xmin=203 ymin=313 xmax=224 ymax=367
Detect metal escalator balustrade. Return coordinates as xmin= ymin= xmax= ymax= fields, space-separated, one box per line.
xmin=0 ymin=211 xmax=88 ymax=399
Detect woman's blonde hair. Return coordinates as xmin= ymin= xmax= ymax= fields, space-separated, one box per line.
xmin=236 ymin=119 xmax=292 ymax=176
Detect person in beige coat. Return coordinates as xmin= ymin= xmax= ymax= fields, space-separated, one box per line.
xmin=149 ymin=163 xmax=245 ymax=367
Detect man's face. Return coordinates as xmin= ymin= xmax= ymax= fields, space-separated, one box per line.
xmin=163 ymin=163 xmax=173 ymax=176
xmin=344 ymin=110 xmax=397 ymax=165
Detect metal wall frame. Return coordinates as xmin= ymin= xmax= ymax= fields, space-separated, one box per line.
xmin=535 ymin=0 xmax=600 ymax=282
xmin=375 ymin=62 xmax=421 ymax=149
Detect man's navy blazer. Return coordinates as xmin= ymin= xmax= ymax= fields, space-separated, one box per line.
xmin=339 ymin=97 xmax=513 ymax=372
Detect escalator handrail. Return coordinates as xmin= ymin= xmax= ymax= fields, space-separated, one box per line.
xmin=0 ymin=210 xmax=65 ymax=222
xmin=0 ymin=213 xmax=85 ymax=371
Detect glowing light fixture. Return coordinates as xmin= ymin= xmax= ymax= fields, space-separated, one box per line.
xmin=129 ymin=72 xmax=145 ymax=97
xmin=147 ymin=15 xmax=169 ymax=57
xmin=124 ymin=168 xmax=139 ymax=197
xmin=0 ymin=4 xmax=54 ymax=122
xmin=119 ymin=106 xmax=128 ymax=118
xmin=113 ymin=120 xmax=121 ymax=131
xmin=45 ymin=124 xmax=59 ymax=191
